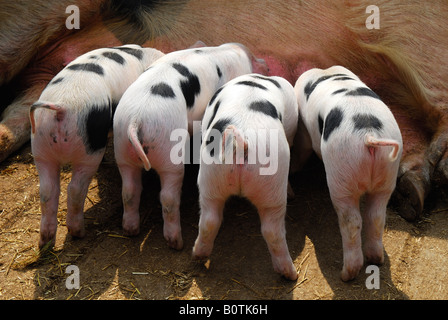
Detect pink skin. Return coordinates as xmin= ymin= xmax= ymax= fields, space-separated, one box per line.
xmin=34 ymin=139 xmax=102 ymax=248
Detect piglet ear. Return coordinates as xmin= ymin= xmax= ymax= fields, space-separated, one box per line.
xmin=251 ymin=58 xmax=269 ymax=76
xmin=189 ymin=40 xmax=207 ymax=49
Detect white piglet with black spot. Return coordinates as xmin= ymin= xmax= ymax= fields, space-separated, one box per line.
xmin=193 ymin=74 xmax=298 ymax=280
xmin=113 ymin=42 xmax=268 ymax=250
xmin=293 ymin=66 xmax=403 ymax=281
xmin=30 ymin=44 xmax=164 ymax=248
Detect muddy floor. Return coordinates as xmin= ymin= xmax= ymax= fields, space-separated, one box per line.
xmin=0 ymin=141 xmax=447 ymax=300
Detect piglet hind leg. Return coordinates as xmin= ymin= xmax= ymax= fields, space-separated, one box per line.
xmin=65 ymin=161 xmax=101 ymax=239
xmin=258 ymin=205 xmax=298 ymax=281
xmin=119 ymin=164 xmax=143 ymax=236
xmin=362 ymin=192 xmax=390 ymax=265
xmin=363 ymin=192 xmax=392 ymax=265
xmin=159 ymin=169 xmax=184 ymax=250
xmin=192 ymin=196 xmax=226 ymax=260
xmin=331 ymin=195 xmax=364 ymax=282
xmin=36 ymin=159 xmax=61 ymax=249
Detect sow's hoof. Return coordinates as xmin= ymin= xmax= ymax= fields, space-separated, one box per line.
xmin=393 ymin=169 xmax=429 ymax=221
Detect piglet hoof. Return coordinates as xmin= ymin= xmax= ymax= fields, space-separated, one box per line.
xmin=192 ymin=252 xmax=209 ymax=262
xmin=278 ymin=266 xmax=298 ymax=281
xmin=165 ymin=235 xmax=184 ymax=251
xmin=364 ymin=244 xmax=385 ymax=266
xmin=393 ymin=170 xmax=429 ymax=221
xmin=192 ymin=244 xmax=211 ymax=261
xmin=340 ymin=266 xmax=361 ymax=282
xmin=67 ymin=225 xmax=86 ymax=239
xmin=122 ymin=219 xmax=140 ymax=236
xmin=365 ymin=253 xmax=384 ymax=266
xmin=39 ymin=236 xmax=56 ymax=251
xmin=272 ymin=258 xmax=298 ymax=281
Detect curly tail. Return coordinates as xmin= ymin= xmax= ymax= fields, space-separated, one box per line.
xmin=365 ymin=134 xmax=401 ymax=162
xmin=222 ymin=125 xmax=248 ymax=164
xmin=128 ymin=122 xmax=151 ymax=171
xmin=30 ymin=102 xmax=65 ymax=134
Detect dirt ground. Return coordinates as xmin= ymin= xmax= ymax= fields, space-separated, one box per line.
xmin=0 ymin=140 xmax=448 ymax=301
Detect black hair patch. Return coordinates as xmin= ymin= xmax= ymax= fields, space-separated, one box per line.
xmin=332 ymin=76 xmax=354 ymax=81
xmin=332 ymin=88 xmax=348 ymax=95
xmin=318 ymin=114 xmax=324 ymax=135
xmin=102 ymin=51 xmax=126 ymax=65
xmin=48 ymin=77 xmax=64 ymax=86
xmin=211 ymin=117 xmax=232 ymax=135
xmin=216 ymin=65 xmax=222 ymax=78
xmin=172 ymin=62 xmax=191 ymax=77
xmin=251 ymin=75 xmax=281 ymax=88
xmin=150 ymin=82 xmax=176 ymax=98
xmin=304 ymin=73 xmax=347 ymax=101
xmin=346 ymin=87 xmax=381 ymax=100
xmin=323 ymin=107 xmax=344 ymax=141
xmin=206 ymin=100 xmax=222 ymax=130
xmin=206 ymin=117 xmax=232 ymax=157
xmin=172 ymin=63 xmax=201 ymax=109
xmin=249 ymin=100 xmax=280 ymax=120
xmin=208 ymin=87 xmax=224 ymax=107
xmin=114 ymin=47 xmax=143 ymax=60
xmin=67 ymin=63 xmax=104 ymax=75
xmin=83 ymin=105 xmax=112 ymax=154
xmin=236 ymin=80 xmax=267 ymax=90
xmin=352 ymin=114 xmax=383 ymax=132
xmin=111 ymin=100 xmax=119 ymax=119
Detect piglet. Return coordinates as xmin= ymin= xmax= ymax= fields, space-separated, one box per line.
xmin=113 ymin=43 xmax=268 ymax=250
xmin=192 ymin=74 xmax=299 ymax=280
xmin=293 ymin=66 xmax=403 ymax=281
xmin=30 ymin=44 xmax=164 ymax=248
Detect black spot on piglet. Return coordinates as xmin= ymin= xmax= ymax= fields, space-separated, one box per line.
xmin=251 ymin=75 xmax=281 ymax=88
xmin=206 ymin=118 xmax=232 ymax=157
xmin=151 ymin=83 xmax=176 ymax=98
xmin=67 ymin=63 xmax=104 ymax=75
xmin=83 ymin=104 xmax=112 ymax=154
xmin=323 ymin=107 xmax=344 ymax=141
xmin=114 ymin=47 xmax=143 ymax=60
xmin=208 ymin=87 xmax=224 ymax=107
xmin=249 ymin=100 xmax=280 ymax=121
xmin=346 ymin=87 xmax=381 ymax=100
xmin=102 ymin=51 xmax=125 ymax=65
xmin=206 ymin=100 xmax=222 ymax=130
xmin=172 ymin=63 xmax=201 ymax=109
xmin=318 ymin=114 xmax=324 ymax=136
xmin=236 ymin=81 xmax=267 ymax=90
xmin=353 ymin=114 xmax=383 ymax=132
xmin=304 ymin=74 xmax=346 ymax=101
xmin=48 ymin=77 xmax=64 ymax=86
